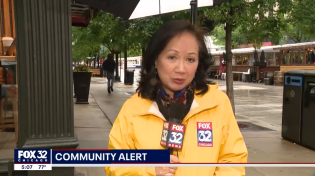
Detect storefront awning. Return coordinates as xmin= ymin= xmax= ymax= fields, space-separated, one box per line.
xmin=272 ymin=42 xmax=315 ymax=50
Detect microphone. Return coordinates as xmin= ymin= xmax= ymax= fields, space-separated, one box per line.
xmin=160 ymin=103 xmax=186 ymax=151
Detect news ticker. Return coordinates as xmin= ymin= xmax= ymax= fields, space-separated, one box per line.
xmin=14 ymin=149 xmax=315 ymax=170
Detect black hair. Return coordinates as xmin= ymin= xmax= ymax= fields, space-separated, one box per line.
xmin=107 ymin=53 xmax=114 ymax=60
xmin=136 ymin=20 xmax=212 ymax=100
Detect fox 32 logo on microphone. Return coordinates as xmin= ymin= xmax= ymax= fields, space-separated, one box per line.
xmin=15 ymin=149 xmax=50 ymax=163
xmin=167 ymin=123 xmax=185 ymax=149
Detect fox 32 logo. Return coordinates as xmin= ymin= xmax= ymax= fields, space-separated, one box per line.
xmin=15 ymin=149 xmax=50 ymax=163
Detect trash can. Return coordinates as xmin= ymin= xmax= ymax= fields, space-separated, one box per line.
xmin=301 ymin=72 xmax=315 ymax=150
xmin=282 ymin=71 xmax=303 ymax=144
xmin=265 ymin=72 xmax=274 ymax=85
xmin=264 ymin=78 xmax=273 ymax=85
xmin=282 ymin=69 xmax=315 ymax=149
xmin=124 ymin=70 xmax=134 ymax=85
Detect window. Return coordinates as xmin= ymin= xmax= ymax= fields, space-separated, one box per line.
xmin=235 ymin=55 xmax=249 ymax=65
xmin=242 ymin=55 xmax=249 ymax=65
xmin=214 ymin=56 xmax=220 ymax=66
xmin=236 ymin=55 xmax=242 ymax=65
xmin=248 ymin=54 xmax=254 ymax=66
xmin=300 ymin=51 xmax=305 ymax=64
xmin=265 ymin=52 xmax=275 ymax=66
xmin=284 ymin=52 xmax=291 ymax=65
xmin=274 ymin=52 xmax=280 ymax=66
xmin=292 ymin=52 xmax=299 ymax=65
xmin=305 ymin=51 xmax=315 ymax=65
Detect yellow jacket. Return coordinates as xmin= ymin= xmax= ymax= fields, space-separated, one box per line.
xmin=105 ymin=84 xmax=248 ymax=176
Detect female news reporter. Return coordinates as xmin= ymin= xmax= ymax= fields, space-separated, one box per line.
xmin=105 ymin=20 xmax=248 ymax=176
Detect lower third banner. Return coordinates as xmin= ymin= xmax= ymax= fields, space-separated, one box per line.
xmin=52 ymin=149 xmax=170 ymax=164
xmin=14 ymin=149 xmax=171 ymax=170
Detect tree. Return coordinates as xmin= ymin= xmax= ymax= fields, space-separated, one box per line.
xmin=72 ymin=11 xmax=132 ymax=69
xmin=283 ymin=0 xmax=315 ymax=43
xmin=204 ymin=0 xmax=248 ymax=113
xmin=72 ymin=26 xmax=100 ymax=62
xmin=88 ymin=11 xmax=126 ymax=53
xmin=210 ymin=25 xmax=248 ymax=48
xmin=127 ymin=12 xmax=191 ymax=56
xmin=204 ymin=0 xmax=290 ymax=113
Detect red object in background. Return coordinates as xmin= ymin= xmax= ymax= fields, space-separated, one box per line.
xmin=100 ymin=59 xmax=103 ymax=64
xmin=72 ymin=16 xmax=90 ymax=27
xmin=239 ymin=42 xmax=273 ymax=48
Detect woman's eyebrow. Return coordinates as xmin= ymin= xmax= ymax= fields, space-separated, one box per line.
xmin=188 ymin=52 xmax=197 ymax=55
xmin=167 ymin=49 xmax=179 ymax=53
xmin=167 ymin=49 xmax=197 ymax=55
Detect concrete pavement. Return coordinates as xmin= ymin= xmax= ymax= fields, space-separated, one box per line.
xmin=73 ymin=77 xmax=315 ymax=176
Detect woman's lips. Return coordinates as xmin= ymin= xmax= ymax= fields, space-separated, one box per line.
xmin=172 ymin=78 xmax=185 ymax=84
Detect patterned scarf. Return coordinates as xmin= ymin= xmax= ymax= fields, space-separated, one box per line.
xmin=157 ymin=82 xmax=195 ymax=111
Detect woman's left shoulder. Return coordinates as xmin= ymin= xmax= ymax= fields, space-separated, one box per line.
xmin=204 ymin=83 xmax=229 ymax=102
xmin=195 ymin=83 xmax=230 ymax=110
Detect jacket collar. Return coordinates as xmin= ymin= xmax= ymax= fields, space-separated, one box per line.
xmin=133 ymin=84 xmax=219 ymax=122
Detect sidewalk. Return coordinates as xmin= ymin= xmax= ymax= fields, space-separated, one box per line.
xmin=74 ymin=77 xmax=315 ymax=176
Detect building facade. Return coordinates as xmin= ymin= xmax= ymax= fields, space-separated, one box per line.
xmin=0 ymin=0 xmax=96 ymax=175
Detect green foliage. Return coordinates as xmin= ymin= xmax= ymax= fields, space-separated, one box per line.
xmin=72 ymin=12 xmax=170 ymax=60
xmin=72 ymin=11 xmax=124 ymax=61
xmin=92 ymin=12 xmax=127 ymax=52
xmin=206 ymin=0 xmax=315 ymax=47
xmin=72 ymin=9 xmax=197 ymax=60
xmin=73 ymin=0 xmax=315 ymax=62
xmin=210 ymin=25 xmax=247 ymax=48
xmin=128 ymin=17 xmax=164 ymax=49
xmin=72 ymin=26 xmax=100 ymax=61
xmin=73 ymin=64 xmax=91 ymax=72
xmin=283 ymin=0 xmax=315 ymax=43
xmin=205 ymin=0 xmax=291 ymax=48
xmin=72 ymin=0 xmax=315 ymax=63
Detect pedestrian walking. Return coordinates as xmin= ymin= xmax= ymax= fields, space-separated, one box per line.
xmin=102 ymin=53 xmax=116 ymax=94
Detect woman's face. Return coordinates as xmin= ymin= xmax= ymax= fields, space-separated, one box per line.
xmin=155 ymin=32 xmax=199 ymax=94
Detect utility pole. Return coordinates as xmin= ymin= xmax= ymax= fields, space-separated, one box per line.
xmin=190 ymin=0 xmax=198 ymax=26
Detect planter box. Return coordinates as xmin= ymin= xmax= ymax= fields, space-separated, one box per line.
xmin=73 ymin=72 xmax=92 ymax=104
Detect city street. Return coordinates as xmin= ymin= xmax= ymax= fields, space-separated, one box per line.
xmin=1 ymin=74 xmax=314 ymax=175
xmin=1 ymin=0 xmax=314 ymax=175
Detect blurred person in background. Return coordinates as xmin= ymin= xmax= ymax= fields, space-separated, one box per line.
xmin=105 ymin=20 xmax=248 ymax=176
xmin=103 ymin=53 xmax=116 ymax=94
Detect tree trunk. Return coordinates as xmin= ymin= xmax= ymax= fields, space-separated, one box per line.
xmin=97 ymin=53 xmax=99 ymax=68
xmin=115 ymin=53 xmax=119 ymax=79
xmin=225 ymin=21 xmax=235 ymax=114
xmin=96 ymin=53 xmax=100 ymax=68
xmin=124 ymin=49 xmax=128 ymax=84
xmin=94 ymin=54 xmax=96 ymax=68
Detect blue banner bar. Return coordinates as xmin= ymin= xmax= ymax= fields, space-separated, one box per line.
xmin=52 ymin=149 xmax=170 ymax=164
